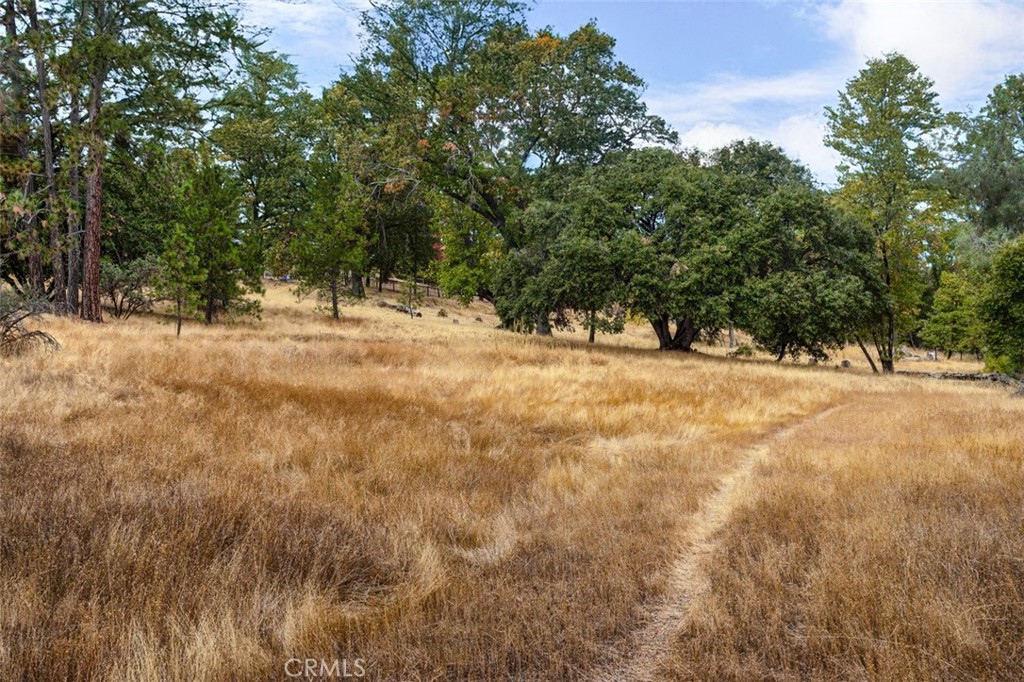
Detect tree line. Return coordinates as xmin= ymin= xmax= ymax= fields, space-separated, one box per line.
xmin=0 ymin=0 xmax=1021 ymax=372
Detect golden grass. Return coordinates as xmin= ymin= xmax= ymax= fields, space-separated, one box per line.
xmin=0 ymin=285 xmax=1020 ymax=680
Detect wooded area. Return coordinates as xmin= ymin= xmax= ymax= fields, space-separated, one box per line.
xmin=1 ymin=0 xmax=1022 ymax=373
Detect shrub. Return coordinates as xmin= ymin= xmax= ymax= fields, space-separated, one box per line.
xmin=0 ymin=297 xmax=59 ymax=356
xmin=100 ymin=255 xmax=163 ymax=319
xmin=980 ymin=238 xmax=1024 ymax=375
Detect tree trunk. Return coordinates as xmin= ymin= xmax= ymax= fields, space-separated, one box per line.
xmin=175 ymin=298 xmax=182 ymax=337
xmin=350 ymin=270 xmax=365 ymax=298
xmin=25 ymin=208 xmax=44 ymax=295
xmin=80 ymin=40 xmax=106 ymax=322
xmin=855 ymin=335 xmax=879 ymax=374
xmin=588 ymin=311 xmax=596 ymax=344
xmin=650 ymin=316 xmax=672 ymax=349
xmin=66 ymin=93 xmax=83 ymax=313
xmin=884 ymin=312 xmax=897 ymax=374
xmin=204 ymin=294 xmax=215 ymax=324
xmin=672 ymin=316 xmax=697 ymax=351
xmin=650 ymin=315 xmax=697 ymax=351
xmin=28 ymin=0 xmax=65 ymax=311
xmin=80 ymin=141 xmax=104 ymax=321
xmin=728 ymin=323 xmax=736 ymax=349
xmin=535 ymin=313 xmax=552 ymax=336
xmin=330 ymin=275 xmax=339 ymax=319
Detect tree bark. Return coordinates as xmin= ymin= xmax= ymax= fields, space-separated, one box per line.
xmin=330 ymin=274 xmax=339 ymax=319
xmin=80 ymin=140 xmax=104 ymax=321
xmin=650 ymin=315 xmax=697 ymax=351
xmin=650 ymin=316 xmax=671 ymax=349
xmin=673 ymin=316 xmax=697 ymax=351
xmin=535 ymin=312 xmax=552 ymax=336
xmin=66 ymin=93 xmax=83 ymax=313
xmin=588 ymin=311 xmax=596 ymax=344
xmin=876 ymin=323 xmax=895 ymax=374
xmin=80 ymin=0 xmax=106 ymax=322
xmin=728 ymin=323 xmax=736 ymax=349
xmin=350 ymin=270 xmax=365 ymax=298
xmin=855 ymin=335 xmax=879 ymax=374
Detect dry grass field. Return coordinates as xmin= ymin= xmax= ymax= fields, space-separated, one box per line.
xmin=1 ymin=285 xmax=1021 ymax=681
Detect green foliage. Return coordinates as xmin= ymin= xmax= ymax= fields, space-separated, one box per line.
xmin=213 ymin=50 xmax=313 ymax=275
xmin=825 ymin=52 xmax=954 ymax=371
xmin=980 ymin=238 xmax=1024 ymax=374
xmin=179 ymin=150 xmax=262 ymax=323
xmin=541 ymin=230 xmax=624 ymax=341
xmin=154 ymin=225 xmax=202 ymax=336
xmin=290 ymin=155 xmax=365 ymax=319
xmin=736 ymin=187 xmax=876 ymax=361
xmin=493 ymin=246 xmax=553 ymax=334
xmin=920 ymin=271 xmax=984 ymax=357
xmin=952 ymin=74 xmax=1024 ymax=239
xmin=728 ymin=343 xmax=754 ymax=358
xmin=103 ymin=145 xmax=193 ymax=263
xmin=100 ymin=255 xmax=163 ymax=319
xmin=347 ymin=0 xmax=674 ymax=243
xmin=428 ymin=196 xmax=501 ymax=304
xmin=367 ymin=188 xmax=436 ymax=288
xmin=617 ymin=154 xmax=749 ymax=349
xmin=707 ymin=139 xmax=815 ymax=200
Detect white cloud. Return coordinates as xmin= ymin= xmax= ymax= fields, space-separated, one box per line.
xmin=818 ymin=0 xmax=1024 ymax=102
xmin=646 ymin=68 xmax=840 ymax=128
xmin=646 ymin=0 xmax=1024 ymax=185
xmin=677 ymin=122 xmax=757 ymax=151
xmin=242 ymin=0 xmax=368 ymax=87
xmin=772 ymin=114 xmax=842 ymax=186
xmin=670 ymin=115 xmax=841 ymax=187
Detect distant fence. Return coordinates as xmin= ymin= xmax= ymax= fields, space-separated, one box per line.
xmin=266 ymin=272 xmax=442 ymax=296
xmin=366 ymin=276 xmax=444 ymax=299
xmin=267 ymin=273 xmax=445 ymax=299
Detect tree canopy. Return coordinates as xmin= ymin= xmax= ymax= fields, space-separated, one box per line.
xmin=0 ymin=1 xmax=1020 ymax=372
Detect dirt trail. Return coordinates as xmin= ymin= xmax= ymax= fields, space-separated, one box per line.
xmin=591 ymin=404 xmax=840 ymax=682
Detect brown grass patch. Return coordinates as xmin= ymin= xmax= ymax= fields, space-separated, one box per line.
xmin=0 ymin=286 xmax=1020 ymax=680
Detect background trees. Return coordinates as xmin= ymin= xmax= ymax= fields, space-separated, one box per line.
xmin=735 ymin=187 xmax=877 ymax=361
xmin=921 ymin=73 xmax=1024 ymax=369
xmin=0 ymin=0 xmax=1020 ymax=373
xmin=980 ymin=238 xmax=1024 ymax=373
xmin=825 ymin=53 xmax=953 ymax=373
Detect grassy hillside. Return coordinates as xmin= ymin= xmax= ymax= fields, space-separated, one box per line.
xmin=1 ymin=286 xmax=1020 ymax=681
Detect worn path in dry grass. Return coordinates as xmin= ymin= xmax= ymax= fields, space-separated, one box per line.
xmin=593 ymin=403 xmax=842 ymax=682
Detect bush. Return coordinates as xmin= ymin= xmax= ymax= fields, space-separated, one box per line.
xmin=728 ymin=343 xmax=755 ymax=358
xmin=0 ymin=297 xmax=59 ymax=357
xmin=100 ymin=256 xmax=163 ymax=319
xmin=980 ymin=238 xmax=1024 ymax=375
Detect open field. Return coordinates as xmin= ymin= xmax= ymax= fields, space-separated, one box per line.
xmin=1 ymin=286 xmax=1021 ymax=681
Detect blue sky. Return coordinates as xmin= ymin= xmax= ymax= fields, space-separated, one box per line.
xmin=242 ymin=0 xmax=1024 ymax=185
